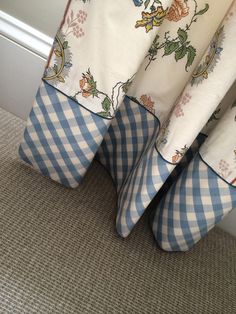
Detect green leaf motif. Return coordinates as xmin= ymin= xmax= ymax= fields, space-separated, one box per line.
xmin=144 ymin=0 xmax=150 ymax=9
xmin=102 ymin=96 xmax=111 ymax=112
xmin=58 ymin=76 xmax=65 ymax=83
xmin=195 ymin=3 xmax=209 ymax=16
xmin=87 ymin=77 xmax=98 ymax=97
xmin=122 ymin=80 xmax=132 ymax=94
xmin=54 ymin=50 xmax=62 ymax=57
xmin=185 ymin=45 xmax=196 ymax=70
xmin=153 ymin=34 xmax=160 ymax=45
xmin=164 ymin=41 xmax=179 ymax=56
xmin=97 ymin=111 xmax=109 ymax=117
xmin=53 ymin=64 xmax=58 ymax=73
xmin=177 ymin=28 xmax=188 ymax=43
xmin=63 ymin=41 xmax=68 ymax=49
xmin=88 ymin=78 xmax=95 ymax=86
xmin=175 ymin=45 xmax=187 ymax=61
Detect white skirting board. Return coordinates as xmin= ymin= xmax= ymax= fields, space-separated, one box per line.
xmin=0 ymin=35 xmax=46 ymax=119
xmin=0 ymin=10 xmax=52 ymax=119
xmin=0 ymin=10 xmax=53 ymax=59
xmin=0 ymin=11 xmax=235 ymax=237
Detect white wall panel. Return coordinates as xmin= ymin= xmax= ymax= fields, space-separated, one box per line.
xmin=0 ymin=0 xmax=67 ymax=37
xmin=0 ymin=36 xmax=46 ymax=119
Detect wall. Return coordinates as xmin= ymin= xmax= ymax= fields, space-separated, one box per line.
xmin=219 ymin=211 xmax=236 ymax=237
xmin=0 ymin=36 xmax=46 ymax=119
xmin=0 ymin=0 xmax=67 ymax=37
xmin=0 ymin=1 xmax=235 ymax=237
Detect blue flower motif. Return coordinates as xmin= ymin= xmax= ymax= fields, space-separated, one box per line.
xmin=133 ymin=0 xmax=143 ymax=6
xmin=64 ymin=62 xmax=73 ymax=68
xmin=215 ymin=47 xmax=223 ymax=54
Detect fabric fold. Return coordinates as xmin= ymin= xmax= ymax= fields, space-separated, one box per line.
xmin=19 ymin=0 xmax=236 ymax=251
xmin=152 ymin=153 xmax=236 ymax=251
xmin=19 ymin=82 xmax=109 ymax=187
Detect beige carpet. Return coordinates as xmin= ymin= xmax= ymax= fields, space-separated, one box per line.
xmin=0 ymin=107 xmax=236 ymax=314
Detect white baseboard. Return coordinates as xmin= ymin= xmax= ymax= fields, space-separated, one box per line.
xmin=0 ymin=10 xmax=53 ymax=59
xmin=0 ymin=11 xmax=53 ymax=120
xmin=0 ymin=12 xmax=235 ymax=237
xmin=0 ymin=35 xmax=47 ymax=119
xmin=0 ymin=10 xmax=53 ymax=119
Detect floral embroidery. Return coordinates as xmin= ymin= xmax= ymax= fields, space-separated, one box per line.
xmin=191 ymin=26 xmax=224 ymax=86
xmin=166 ymin=0 xmax=189 ymax=22
xmin=122 ymin=80 xmax=133 ymax=94
xmin=64 ymin=9 xmax=87 ymax=38
xmin=135 ymin=6 xmax=168 ymax=32
xmin=145 ymin=1 xmax=209 ymax=71
xmin=157 ymin=118 xmax=170 ymax=146
xmin=133 ymin=0 xmax=144 ymax=6
xmin=73 ymin=69 xmax=134 ymax=118
xmin=218 ymin=159 xmax=232 ymax=179
xmin=172 ymin=145 xmax=188 ymax=163
xmin=79 ymin=69 xmax=98 ymax=98
xmin=140 ymin=95 xmax=155 ymax=113
xmin=43 ymin=8 xmax=88 ymax=85
xmin=43 ymin=31 xmax=72 ymax=84
xmin=134 ymin=0 xmax=190 ymax=33
xmin=173 ymin=92 xmax=191 ymax=117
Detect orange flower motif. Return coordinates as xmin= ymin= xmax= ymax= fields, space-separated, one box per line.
xmin=140 ymin=94 xmax=155 ymax=113
xmin=135 ymin=6 xmax=168 ymax=32
xmin=172 ymin=153 xmax=181 ymax=163
xmin=79 ymin=69 xmax=98 ymax=98
xmin=166 ymin=0 xmax=189 ymax=22
xmin=172 ymin=145 xmax=188 ymax=163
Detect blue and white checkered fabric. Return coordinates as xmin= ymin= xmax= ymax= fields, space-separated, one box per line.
xmin=20 ymin=83 xmax=234 ymax=249
xmin=157 ymin=133 xmax=206 ymax=195
xmin=116 ymin=144 xmax=173 ymax=237
xmin=97 ymin=97 xmax=160 ymax=190
xmin=148 ymin=133 xmax=207 ymax=210
xmin=152 ymin=153 xmax=236 ymax=251
xmin=19 ymin=81 xmax=109 ymax=188
xmin=97 ymin=97 xmax=173 ymax=237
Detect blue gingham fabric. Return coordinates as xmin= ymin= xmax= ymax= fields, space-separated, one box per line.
xmin=19 ymin=87 xmax=236 ymax=249
xmin=19 ymin=81 xmax=109 ymax=188
xmin=97 ymin=97 xmax=173 ymax=237
xmin=97 ymin=97 xmax=161 ymax=190
xmin=152 ymin=153 xmax=236 ymax=251
xmin=153 ymin=133 xmax=207 ymax=198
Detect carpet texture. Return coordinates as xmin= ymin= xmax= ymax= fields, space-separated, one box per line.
xmin=0 ymin=107 xmax=236 ymax=314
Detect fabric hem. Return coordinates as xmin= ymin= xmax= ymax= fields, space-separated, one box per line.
xmin=198 ymin=152 xmax=236 ymax=188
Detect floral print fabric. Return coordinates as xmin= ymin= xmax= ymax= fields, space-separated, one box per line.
xmin=44 ymin=0 xmax=173 ymax=117
xmin=20 ymin=0 xmax=236 ymax=251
